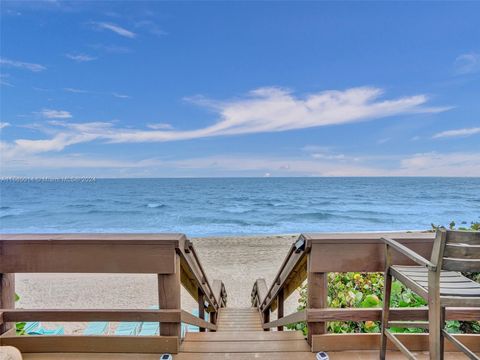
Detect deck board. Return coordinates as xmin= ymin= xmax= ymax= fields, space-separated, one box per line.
xmin=22 ymin=351 xmax=479 ymax=360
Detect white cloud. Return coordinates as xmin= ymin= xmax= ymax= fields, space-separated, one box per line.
xmin=107 ymin=86 xmax=449 ymax=143
xmin=454 ymin=53 xmax=480 ymax=75
xmin=0 ymin=73 xmax=13 ymax=86
xmin=93 ymin=22 xmax=136 ymax=38
xmin=135 ymin=20 xmax=167 ymax=37
xmin=0 ymin=122 xmax=11 ymax=130
xmin=0 ymin=57 xmax=46 ymax=72
xmin=3 ymin=87 xmax=448 ymax=160
xmin=65 ymin=53 xmax=97 ymax=62
xmin=433 ymin=127 xmax=480 ymax=139
xmin=64 ymin=87 xmax=88 ymax=93
xmin=40 ymin=109 xmax=73 ymax=119
xmin=147 ymin=123 xmax=173 ymax=130
xmin=112 ymin=92 xmax=130 ymax=99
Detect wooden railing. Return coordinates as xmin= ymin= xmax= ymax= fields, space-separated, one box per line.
xmin=251 ymin=232 xmax=480 ymax=352
xmin=0 ymin=233 xmax=227 ymax=354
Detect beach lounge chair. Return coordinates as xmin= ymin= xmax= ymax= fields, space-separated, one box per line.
xmin=138 ymin=321 xmax=160 ymax=336
xmin=24 ymin=321 xmax=64 ymax=335
xmin=138 ymin=305 xmax=160 ymax=336
xmin=380 ymin=229 xmax=480 ymax=360
xmin=84 ymin=322 xmax=109 ymax=335
xmin=114 ymin=321 xmax=141 ymax=336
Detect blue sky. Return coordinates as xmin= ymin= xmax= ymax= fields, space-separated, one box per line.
xmin=1 ymin=1 xmax=479 ymax=177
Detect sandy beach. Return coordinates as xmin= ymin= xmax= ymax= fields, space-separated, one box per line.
xmin=15 ymin=234 xmax=301 ymax=334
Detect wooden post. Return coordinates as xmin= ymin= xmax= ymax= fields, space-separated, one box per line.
xmin=277 ymin=288 xmax=284 ymax=331
xmin=0 ymin=273 xmax=15 ymax=334
xmin=158 ymin=254 xmax=181 ymax=337
xmin=263 ymin=307 xmax=270 ymax=331
xmin=307 ymin=252 xmax=327 ymax=345
xmin=210 ymin=311 xmax=217 ymax=327
xmin=198 ymin=288 xmax=205 ymax=332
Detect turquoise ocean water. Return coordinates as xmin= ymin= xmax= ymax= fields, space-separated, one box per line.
xmin=0 ymin=178 xmax=478 ymax=236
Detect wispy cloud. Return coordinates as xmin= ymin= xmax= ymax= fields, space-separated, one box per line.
xmin=107 ymin=86 xmax=449 ymax=143
xmin=3 ymin=87 xmax=448 ymax=157
xmin=112 ymin=92 xmax=130 ymax=99
xmin=63 ymin=88 xmax=130 ymax=98
xmin=377 ymin=137 xmax=391 ymax=144
xmin=0 ymin=122 xmax=11 ymax=130
xmin=40 ymin=109 xmax=73 ymax=119
xmin=89 ymin=43 xmax=131 ymax=54
xmin=64 ymin=87 xmax=88 ymax=93
xmin=65 ymin=53 xmax=97 ymax=62
xmin=0 ymin=57 xmax=46 ymax=72
xmin=135 ymin=20 xmax=167 ymax=37
xmin=433 ymin=127 xmax=480 ymax=139
xmin=0 ymin=73 xmax=13 ymax=86
xmin=454 ymin=53 xmax=480 ymax=75
xmin=147 ymin=123 xmax=174 ymax=130
xmin=93 ymin=22 xmax=136 ymax=38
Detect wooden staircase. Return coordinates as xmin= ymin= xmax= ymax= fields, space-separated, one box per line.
xmin=179 ymin=307 xmax=314 ymax=359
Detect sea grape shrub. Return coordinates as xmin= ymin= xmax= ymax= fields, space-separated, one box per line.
xmin=14 ymin=293 xmax=26 ymax=335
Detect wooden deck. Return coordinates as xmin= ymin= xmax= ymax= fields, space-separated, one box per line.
xmin=19 ymin=351 xmax=479 ymax=359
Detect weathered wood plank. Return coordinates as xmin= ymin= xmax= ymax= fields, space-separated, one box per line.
xmin=306 ymin=307 xmax=480 ymax=322
xmin=0 ymin=242 xmax=176 ymax=273
xmin=0 ymin=273 xmax=15 ymax=334
xmin=309 ymin=238 xmax=434 ymax=273
xmin=0 ymin=335 xmax=179 ymax=354
xmin=158 ymin=253 xmax=181 ymax=337
xmin=184 ymin=331 xmax=305 ymax=342
xmin=28 ymin=353 xmax=315 ymax=360
xmin=444 ymin=244 xmax=480 ymax=259
xmin=263 ymin=311 xmax=306 ymax=329
xmin=181 ymin=310 xmax=216 ymax=331
xmin=442 ymin=258 xmax=480 ymax=272
xmin=446 ymin=231 xmax=480 ymax=246
xmin=0 ymin=233 xmax=186 ymax=242
xmin=180 ymin=340 xmax=310 ymax=353
xmin=2 ymin=309 xmax=181 ymax=323
xmin=311 ymin=333 xmax=480 ymax=352
xmin=307 ymin=254 xmax=327 ymax=344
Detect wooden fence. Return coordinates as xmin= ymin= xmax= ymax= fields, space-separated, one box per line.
xmin=251 ymin=232 xmax=480 ymax=352
xmin=0 ymin=233 xmax=226 ymax=353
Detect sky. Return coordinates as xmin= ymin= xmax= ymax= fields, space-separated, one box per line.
xmin=1 ymin=1 xmax=479 ymax=177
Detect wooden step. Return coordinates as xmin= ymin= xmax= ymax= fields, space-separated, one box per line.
xmin=180 ymin=339 xmax=311 ymax=353
xmin=184 ymin=331 xmax=305 ymax=342
xmin=215 ymin=307 xmax=264 ymax=332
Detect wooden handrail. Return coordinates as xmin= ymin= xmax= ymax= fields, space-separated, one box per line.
xmin=212 ymin=280 xmax=227 ymax=308
xmin=178 ymin=239 xmax=221 ymax=312
xmin=262 ymin=310 xmax=306 ymax=329
xmin=1 ymin=309 xmax=182 ymax=322
xmin=257 ymin=235 xmax=309 ymax=313
xmin=251 ymin=278 xmax=268 ymax=308
xmin=181 ymin=310 xmax=216 ymax=331
xmin=306 ymin=307 xmax=480 ymax=322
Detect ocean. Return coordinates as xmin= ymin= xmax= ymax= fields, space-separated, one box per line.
xmin=0 ymin=177 xmax=478 ymax=236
